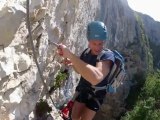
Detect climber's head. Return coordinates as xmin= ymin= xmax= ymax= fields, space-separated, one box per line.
xmin=87 ymin=21 xmax=107 ymax=41
xmin=87 ymin=21 xmax=108 ymax=55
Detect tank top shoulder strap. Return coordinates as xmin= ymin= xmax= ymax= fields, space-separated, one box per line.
xmin=80 ymin=48 xmax=90 ymax=59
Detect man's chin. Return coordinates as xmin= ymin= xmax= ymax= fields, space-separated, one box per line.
xmin=93 ymin=51 xmax=101 ymax=55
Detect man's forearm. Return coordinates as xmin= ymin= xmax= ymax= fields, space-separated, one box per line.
xmin=68 ymin=52 xmax=103 ymax=85
xmin=72 ymin=65 xmax=79 ymax=74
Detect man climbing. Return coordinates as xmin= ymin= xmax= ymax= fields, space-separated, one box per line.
xmin=57 ymin=21 xmax=115 ymax=120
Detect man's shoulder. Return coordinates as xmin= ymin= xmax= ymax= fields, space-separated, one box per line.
xmin=97 ymin=49 xmax=115 ymax=62
xmin=103 ymin=49 xmax=113 ymax=54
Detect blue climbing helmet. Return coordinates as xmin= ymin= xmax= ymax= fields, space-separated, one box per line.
xmin=87 ymin=21 xmax=107 ymax=41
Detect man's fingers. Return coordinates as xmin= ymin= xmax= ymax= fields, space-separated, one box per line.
xmin=57 ymin=46 xmax=63 ymax=56
xmin=60 ymin=58 xmax=72 ymax=65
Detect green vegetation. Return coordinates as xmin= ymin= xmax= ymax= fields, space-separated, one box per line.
xmin=149 ymin=41 xmax=160 ymax=69
xmin=135 ymin=13 xmax=153 ymax=72
xmin=51 ymin=69 xmax=69 ymax=90
xmin=125 ymin=72 xmax=146 ymax=109
xmin=142 ymin=71 xmax=160 ymax=100
xmin=35 ymin=99 xmax=52 ymax=117
xmin=122 ymin=71 xmax=160 ymax=120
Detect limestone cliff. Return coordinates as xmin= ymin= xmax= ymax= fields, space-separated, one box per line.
xmin=0 ymin=0 xmax=160 ymax=120
xmin=0 ymin=0 xmax=100 ymax=119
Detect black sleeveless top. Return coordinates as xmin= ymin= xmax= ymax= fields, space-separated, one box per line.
xmin=76 ymin=48 xmax=115 ymax=90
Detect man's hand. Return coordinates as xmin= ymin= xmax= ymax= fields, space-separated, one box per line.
xmin=57 ymin=44 xmax=71 ymax=58
xmin=61 ymin=58 xmax=73 ymax=66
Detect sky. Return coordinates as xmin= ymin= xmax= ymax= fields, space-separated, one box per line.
xmin=127 ymin=0 xmax=160 ymax=21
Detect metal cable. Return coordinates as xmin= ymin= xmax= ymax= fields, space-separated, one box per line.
xmin=26 ymin=0 xmax=55 ymax=106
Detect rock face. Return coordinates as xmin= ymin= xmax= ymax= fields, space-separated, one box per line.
xmin=0 ymin=5 xmax=26 ymax=47
xmin=0 ymin=0 xmax=160 ymax=120
xmin=0 ymin=0 xmax=100 ymax=119
xmin=140 ymin=14 xmax=160 ymax=69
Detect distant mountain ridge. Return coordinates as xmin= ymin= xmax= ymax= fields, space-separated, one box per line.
xmin=100 ymin=0 xmax=160 ymax=77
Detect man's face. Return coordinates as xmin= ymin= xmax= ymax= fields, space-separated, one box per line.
xmin=88 ymin=40 xmax=105 ymax=55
